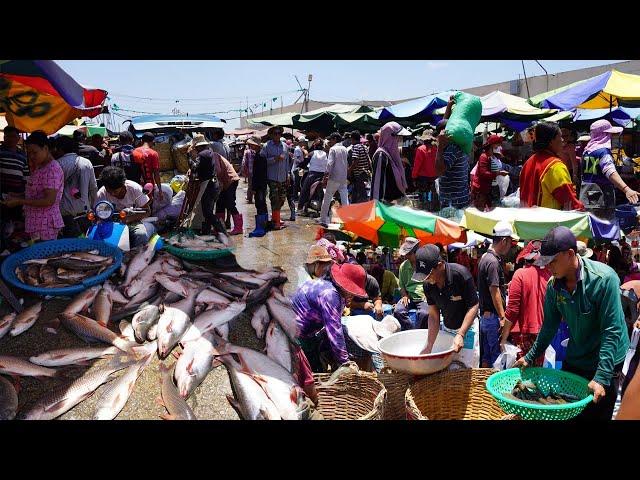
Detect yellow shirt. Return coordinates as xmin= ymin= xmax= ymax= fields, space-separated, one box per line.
xmin=540 ymin=161 xmax=573 ymax=210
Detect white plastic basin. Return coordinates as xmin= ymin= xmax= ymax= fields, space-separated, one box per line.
xmin=378 ymin=329 xmax=456 ymax=375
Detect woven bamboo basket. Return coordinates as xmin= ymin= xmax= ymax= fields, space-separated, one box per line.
xmin=314 ymin=368 xmax=387 ymax=420
xmin=155 ymin=142 xmax=175 ymax=171
xmin=172 ymin=145 xmax=190 ymax=174
xmin=405 ymin=368 xmax=518 ymax=420
xmin=374 ymin=369 xmax=413 ymax=420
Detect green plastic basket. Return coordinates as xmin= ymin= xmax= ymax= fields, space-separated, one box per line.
xmin=163 ymin=231 xmax=234 ymax=261
xmin=486 ymin=368 xmax=594 ymax=421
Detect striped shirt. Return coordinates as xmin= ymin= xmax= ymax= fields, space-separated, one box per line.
xmin=439 ymin=143 xmax=470 ymax=209
xmin=350 ymin=143 xmax=371 ymax=175
xmin=0 ymin=147 xmax=29 ymax=195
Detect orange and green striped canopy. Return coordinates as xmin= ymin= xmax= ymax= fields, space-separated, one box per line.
xmin=336 ymin=200 xmax=466 ymax=248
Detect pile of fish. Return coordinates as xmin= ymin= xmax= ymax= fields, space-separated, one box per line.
xmin=503 ymin=379 xmax=583 ymax=405
xmin=0 ymin=238 xmax=313 ymax=420
xmin=14 ymin=250 xmax=114 ymax=288
xmin=167 ymin=232 xmax=231 ymax=250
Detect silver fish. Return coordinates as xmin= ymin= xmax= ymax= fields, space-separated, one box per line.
xmin=147 ymin=323 xmax=158 ymax=341
xmin=225 ymin=364 xmax=281 ymax=420
xmin=19 ymin=355 xmax=134 ymax=420
xmin=211 ymin=338 xmax=305 ymax=420
xmin=320 ymin=361 xmax=360 ymax=387
xmin=132 ymin=305 xmax=161 ymax=342
xmin=209 ymin=277 xmax=247 ymax=298
xmin=266 ymin=294 xmax=298 ymax=343
xmin=158 ymin=362 xmax=196 ymax=420
xmin=122 ymin=283 xmax=159 ymax=310
xmin=93 ymin=288 xmax=113 ymax=328
xmin=0 ymin=376 xmax=19 ymax=420
xmin=94 ymin=344 xmax=155 ymax=420
xmin=124 ymin=258 xmax=165 ymax=298
xmin=122 ymin=240 xmax=157 ymax=287
xmin=60 ymin=313 xmax=135 ymax=352
xmin=154 ymin=273 xmax=190 ymax=297
xmin=10 ymin=302 xmax=43 ymax=337
xmin=63 ymin=286 xmax=101 ymax=315
xmin=195 ymin=287 xmax=234 ymax=306
xmin=118 ymin=321 xmax=136 ymax=342
xmin=29 ymin=346 xmax=119 ymax=367
xmin=181 ymin=302 xmax=245 ymax=344
xmin=156 ymin=307 xmax=192 ymax=359
xmin=104 ymin=280 xmax=128 ymax=304
xmin=265 ymin=321 xmax=293 ymax=373
xmin=250 ymin=305 xmax=270 ymax=340
xmin=174 ymin=335 xmax=217 ymax=398
xmin=0 ymin=312 xmax=17 ymax=340
xmin=0 ymin=355 xmax=58 ymax=378
xmin=217 ymin=272 xmax=267 ymax=289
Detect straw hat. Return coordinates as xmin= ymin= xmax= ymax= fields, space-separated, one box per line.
xmin=576 ymin=241 xmax=593 ymax=258
xmin=246 ymin=135 xmax=262 ymax=148
xmin=305 ymin=245 xmax=333 ymax=264
xmin=191 ymin=134 xmax=210 ymax=148
xmin=419 ymin=130 xmax=435 ymax=141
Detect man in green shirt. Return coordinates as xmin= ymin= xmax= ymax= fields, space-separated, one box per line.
xmin=393 ymin=237 xmax=428 ymax=330
xmin=515 ymin=226 xmax=629 ymax=420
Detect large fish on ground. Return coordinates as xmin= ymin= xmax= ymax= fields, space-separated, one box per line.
xmin=0 ymin=312 xmax=17 ymax=340
xmin=19 ymin=354 xmax=135 ymax=420
xmin=0 ymin=376 xmax=18 ymax=420
xmin=0 ymin=355 xmax=58 ymax=378
xmin=210 ymin=337 xmax=306 ymax=420
xmin=266 ymin=293 xmax=298 ymax=344
xmin=224 ymin=364 xmax=280 ymax=420
xmin=93 ymin=288 xmax=113 ymax=328
xmin=29 ymin=346 xmax=119 ymax=367
xmin=63 ymin=286 xmax=101 ymax=315
xmin=154 ymin=273 xmax=191 ymax=297
xmin=156 ymin=307 xmax=192 ymax=359
xmin=10 ymin=302 xmax=43 ymax=337
xmin=122 ymin=283 xmax=159 ymax=311
xmin=174 ymin=334 xmax=218 ymax=399
xmin=265 ymin=321 xmax=293 ymax=373
xmin=158 ymin=363 xmax=196 ymax=420
xmin=59 ymin=313 xmax=135 ymax=352
xmin=195 ymin=287 xmax=233 ymax=308
xmin=181 ymin=302 xmax=245 ymax=344
xmin=103 ymin=280 xmax=129 ymax=305
xmin=122 ymin=238 xmax=157 ymax=288
xmin=250 ymin=305 xmax=270 ymax=340
xmin=132 ymin=305 xmax=161 ymax=342
xmin=94 ymin=342 xmax=156 ymax=420
xmin=216 ymin=271 xmax=268 ymax=289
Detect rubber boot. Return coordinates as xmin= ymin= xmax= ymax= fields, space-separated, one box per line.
xmin=249 ymin=214 xmax=267 ymax=238
xmin=229 ymin=214 xmax=243 ymax=235
xmin=271 ymin=210 xmax=285 ymax=230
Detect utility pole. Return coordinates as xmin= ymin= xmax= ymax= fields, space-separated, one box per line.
xmin=535 ymin=60 xmax=549 ymax=93
xmin=305 ymin=74 xmax=313 ymax=113
xmin=521 ymin=60 xmax=531 ymax=98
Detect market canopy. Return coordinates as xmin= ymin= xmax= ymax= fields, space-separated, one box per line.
xmin=527 ymin=78 xmax=592 ymax=108
xmin=537 ymin=70 xmax=640 ymax=110
xmin=0 ymin=60 xmax=107 ymax=135
xmin=128 ymin=114 xmax=226 ymax=132
xmin=333 ymin=109 xmax=383 ymax=132
xmin=336 ymin=200 xmax=467 ymax=247
xmin=378 ymin=91 xmax=457 ymax=121
xmin=460 ymin=206 xmax=620 ymax=241
xmin=248 ymin=104 xmax=376 ymax=133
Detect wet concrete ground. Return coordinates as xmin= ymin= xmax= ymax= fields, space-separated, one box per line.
xmin=0 ymin=181 xmax=325 ymax=420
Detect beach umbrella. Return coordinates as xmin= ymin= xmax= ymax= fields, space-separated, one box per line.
xmin=336 ymin=200 xmax=467 ymax=248
xmin=537 ymin=70 xmax=640 ymax=111
xmin=460 ymin=206 xmax=619 ymax=241
xmin=0 ymin=60 xmax=107 ymax=134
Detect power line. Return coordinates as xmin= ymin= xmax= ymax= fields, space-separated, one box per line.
xmin=107 ymin=89 xmax=301 ymax=103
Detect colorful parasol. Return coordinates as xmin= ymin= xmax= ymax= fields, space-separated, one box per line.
xmin=460 ymin=206 xmax=620 ymax=241
xmin=336 ymin=200 xmax=467 ymax=247
xmin=0 ymin=60 xmax=107 ymax=135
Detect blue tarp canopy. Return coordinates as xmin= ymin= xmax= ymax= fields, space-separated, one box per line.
xmin=378 ymin=91 xmax=457 ymax=120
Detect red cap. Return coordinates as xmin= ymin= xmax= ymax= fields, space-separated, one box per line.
xmin=482 ymin=134 xmax=503 ymax=148
xmin=330 ymin=263 xmax=367 ymax=297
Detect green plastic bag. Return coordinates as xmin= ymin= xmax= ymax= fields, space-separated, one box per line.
xmin=445 ymin=91 xmax=482 ymax=155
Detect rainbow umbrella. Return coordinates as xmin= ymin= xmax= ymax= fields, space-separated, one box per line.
xmin=336 ymin=200 xmax=467 ymax=247
xmin=0 ymin=60 xmax=107 ymax=134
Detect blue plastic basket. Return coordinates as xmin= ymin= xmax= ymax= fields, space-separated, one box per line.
xmin=1 ymin=239 xmax=123 ymax=297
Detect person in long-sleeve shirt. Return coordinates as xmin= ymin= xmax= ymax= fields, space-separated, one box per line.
xmin=412 ymin=133 xmax=439 ymax=211
xmin=516 ymin=226 xmax=629 ymax=420
xmin=319 ymin=132 xmax=349 ymax=226
xmin=260 ymin=126 xmax=290 ymax=229
xmin=471 ymin=135 xmax=508 ymax=210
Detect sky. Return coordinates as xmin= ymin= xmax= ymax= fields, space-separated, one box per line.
xmin=57 ymin=60 xmax=623 ymax=130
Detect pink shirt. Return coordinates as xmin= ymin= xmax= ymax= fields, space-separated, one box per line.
xmin=24 ymin=159 xmax=64 ymax=240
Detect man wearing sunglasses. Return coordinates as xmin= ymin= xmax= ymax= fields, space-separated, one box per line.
xmin=413 ymin=244 xmax=478 ymax=355
xmin=515 ymin=226 xmax=629 ymax=420
xmin=477 ymin=220 xmax=515 ymax=367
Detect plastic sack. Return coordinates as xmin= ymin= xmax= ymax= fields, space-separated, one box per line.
xmin=543 ymin=345 xmax=557 ymax=369
xmin=448 ymin=317 xmax=480 ymax=368
xmin=445 ymin=91 xmax=482 ymax=155
xmin=622 ymin=327 xmax=639 ymax=377
xmin=496 ymin=174 xmax=510 ymax=198
xmin=492 ymin=343 xmax=521 ymax=370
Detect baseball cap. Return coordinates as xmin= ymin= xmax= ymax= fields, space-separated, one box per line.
xmin=591 ymin=119 xmax=623 ymax=135
xmin=398 ymin=237 xmax=420 ymax=256
xmin=412 ymin=244 xmax=442 ymax=282
xmin=482 ymin=134 xmax=503 ymax=149
xmin=493 ymin=220 xmax=519 ymax=240
xmin=534 ymin=226 xmax=577 ymax=267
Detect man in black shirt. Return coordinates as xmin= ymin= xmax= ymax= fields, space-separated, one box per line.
xmin=412 ymin=244 xmax=479 ymax=354
xmin=350 ymin=273 xmax=384 ymax=318
xmin=477 ymin=221 xmax=515 ymax=367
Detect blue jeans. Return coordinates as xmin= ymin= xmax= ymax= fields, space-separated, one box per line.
xmin=393 ymin=299 xmax=428 ymax=331
xmin=480 ymin=313 xmax=501 ymax=367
